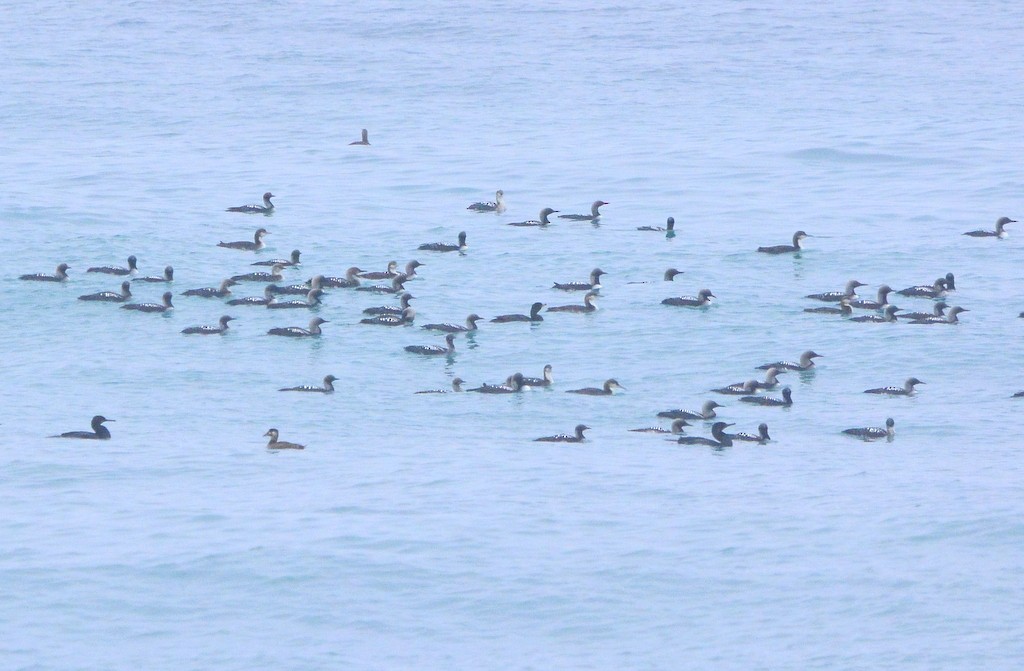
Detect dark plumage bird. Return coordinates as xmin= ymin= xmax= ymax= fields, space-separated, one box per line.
xmin=355 ymin=273 xmax=408 ymax=294
xmin=321 ymin=267 xmax=364 ymax=289
xmin=252 ymin=249 xmax=301 ymax=267
xmin=227 ymin=193 xmax=274 ymax=214
xmin=850 ymin=305 xmax=900 ymax=323
xmin=729 ymin=423 xmax=771 ymax=444
xmin=566 ymin=379 xmax=624 ymax=396
xmin=360 ymin=307 xmax=415 ymax=326
xmin=21 ymin=263 xmax=70 ymax=282
xmin=637 ymin=216 xmax=675 ymax=232
xmin=943 ymin=272 xmax=957 ymax=291
xmin=520 ymin=364 xmax=554 ymax=388
xmin=358 ymin=262 xmax=399 ymax=280
xmin=740 ymin=387 xmax=793 ymax=407
xmin=134 ymin=265 xmax=174 ymax=283
xmin=662 ymin=288 xmax=714 ymax=307
xmin=273 ymin=276 xmax=323 ymax=295
xmin=405 ymin=333 xmax=456 ymax=356
xmin=230 ymin=264 xmax=285 ymax=283
xmin=418 ymin=231 xmax=467 ymax=252
xmin=467 ymin=190 xmax=505 ymax=213
xmin=181 ymin=315 xmax=235 ymax=335
xmin=264 ymin=428 xmax=304 ymax=450
xmin=52 ymin=415 xmax=113 ymax=440
xmin=901 ymin=302 xmax=948 ymax=321
xmin=842 ymin=418 xmax=895 ymax=441
xmin=658 ymin=400 xmax=722 ymax=420
xmin=227 ymin=285 xmax=277 ymax=306
xmin=280 ymin=375 xmax=338 ymax=393
xmin=897 ymin=278 xmax=946 ymax=298
xmin=363 ymin=293 xmax=414 ymax=316
xmin=218 ymin=227 xmax=269 ymax=250
xmin=182 ymin=278 xmax=239 ymax=298
xmin=469 ymin=372 xmax=524 ymax=394
xmin=864 ymin=377 xmax=924 ymax=396
xmin=752 ymin=367 xmax=786 ymax=389
xmin=758 ymin=350 xmax=821 ymax=371
xmin=963 ymin=216 xmax=1014 ymax=238
xmin=757 ymin=230 xmax=809 ymax=254
xmin=535 ymin=424 xmax=590 ymax=443
xmin=491 ymin=302 xmax=545 ymax=323
xmin=421 ymin=314 xmax=483 ymax=332
xmin=548 ymin=292 xmax=598 ymax=313
xmin=267 ymin=289 xmax=324 ymax=309
xmin=629 ymin=418 xmax=690 ymax=434
xmin=553 ymin=268 xmax=606 ymax=291
xmin=804 ymin=298 xmax=852 ymax=315
xmin=849 ymin=285 xmax=893 ymax=310
xmin=79 ymin=281 xmax=132 ymax=303
xmin=908 ymin=306 xmax=968 ymax=325
xmin=558 ymin=200 xmax=608 ymax=221
xmin=121 ymin=291 xmax=173 ymax=313
xmin=268 ymin=317 xmax=327 ymax=337
xmin=677 ymin=422 xmax=733 ymax=447
xmin=87 ymin=255 xmax=138 ymax=275
xmin=508 ymin=207 xmax=557 ymax=227
xmin=712 ymin=380 xmax=758 ymax=395
xmin=349 ymin=129 xmax=370 ymax=146
xmin=416 ymin=378 xmax=465 ymax=394
xmin=806 ymin=279 xmax=865 ymax=302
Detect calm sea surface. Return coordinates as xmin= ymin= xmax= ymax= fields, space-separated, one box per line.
xmin=2 ymin=2 xmax=1023 ymax=669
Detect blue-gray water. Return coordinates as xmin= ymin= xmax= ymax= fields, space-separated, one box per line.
xmin=3 ymin=2 xmax=1023 ymax=669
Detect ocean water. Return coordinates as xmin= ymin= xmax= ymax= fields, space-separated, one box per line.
xmin=2 ymin=1 xmax=1023 ymax=669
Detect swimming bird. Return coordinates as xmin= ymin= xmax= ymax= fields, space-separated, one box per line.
xmin=218 ymin=228 xmax=269 ymax=250
xmin=181 ymin=315 xmax=235 ymax=335
xmin=629 ymin=418 xmax=690 ymax=434
xmin=491 ymin=302 xmax=545 ymax=323
xmin=676 ymin=422 xmax=733 ymax=447
xmin=418 ymin=231 xmax=467 ymax=252
xmin=729 ymin=423 xmax=771 ymax=444
xmin=134 ymin=265 xmax=174 ymax=283
xmin=740 ymin=387 xmax=793 ymax=407
xmin=358 ymin=262 xmax=399 ymax=280
xmin=566 ymin=379 xmax=624 ymax=396
xmin=908 ymin=306 xmax=968 ymax=325
xmin=849 ymin=285 xmax=893 ymax=310
xmin=520 ymin=365 xmax=554 ymax=388
xmin=280 ymin=375 xmax=338 ymax=393
xmin=230 ymin=264 xmax=285 ymax=283
xmin=87 ymin=255 xmax=138 ymax=275
xmin=637 ymin=217 xmax=675 ymax=232
xmin=182 ymin=278 xmax=239 ymax=298
xmin=268 ymin=317 xmax=327 ymax=337
xmin=421 ymin=314 xmax=483 ymax=332
xmin=360 ymin=307 xmax=415 ymax=326
xmin=842 ymin=417 xmax=895 ymax=441
xmin=401 ymin=260 xmax=424 ymax=279
xmin=52 ymin=415 xmax=113 ymax=440
xmin=363 ymin=293 xmax=414 ymax=316
xmin=712 ymin=380 xmax=758 ymax=396
xmin=558 ymin=200 xmax=608 ymax=221
xmin=349 ymin=129 xmax=370 ymax=145
xmin=658 ymin=400 xmax=722 ymax=420
xmin=864 ymin=377 xmax=924 ymax=396
xmin=252 ymin=249 xmax=301 ymax=267
xmin=548 ymin=292 xmax=598 ymax=313
xmin=758 ymin=350 xmax=822 ymax=371
xmin=227 ymin=193 xmax=274 ymax=214
xmin=320 ymin=267 xmax=365 ymax=289
xmin=535 ymin=424 xmax=590 ymax=443
xmin=897 ymin=278 xmax=946 ymax=298
xmin=849 ymin=305 xmax=900 ymax=323
xmin=806 ymin=279 xmax=865 ymax=302
xmin=752 ymin=367 xmax=786 ymax=390
xmin=943 ymin=272 xmax=956 ymax=291
xmin=508 ymin=207 xmax=558 ymax=227
xmin=355 ymin=273 xmax=408 ymax=294
xmin=963 ymin=216 xmax=1014 ymax=238
xmin=271 ymin=276 xmax=322 ymax=296
xmin=227 ymin=285 xmax=277 ymax=306
xmin=469 ymin=372 xmax=524 ymax=393
xmin=79 ymin=281 xmax=132 ymax=302
xmin=121 ymin=291 xmax=173 ymax=313
xmin=757 ymin=230 xmax=809 ymax=254
xmin=803 ymin=298 xmax=852 ymax=315
xmin=21 ymin=263 xmax=70 ymax=282
xmin=266 ymin=288 xmax=324 ymax=309
xmin=405 ymin=333 xmax=456 ymax=356
xmin=553 ymin=268 xmax=606 ymax=291
xmin=468 ymin=190 xmax=505 ymax=213
xmin=901 ymin=302 xmax=948 ymax=321
xmin=662 ymin=288 xmax=714 ymax=307
xmin=264 ymin=428 xmax=304 ymax=449
xmin=416 ymin=378 xmax=465 ymax=394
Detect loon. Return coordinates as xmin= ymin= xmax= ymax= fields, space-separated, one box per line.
xmin=134 ymin=266 xmax=174 ymax=283
xmin=271 ymin=276 xmax=321 ymax=296
xmin=740 ymin=387 xmax=793 ymax=407
xmin=630 ymin=268 xmax=684 ymax=284
xmin=121 ymin=291 xmax=173 ymax=313
xmin=566 ymin=379 xmax=624 ymax=396
xmin=267 ymin=288 xmax=324 ymax=309
xmin=963 ymin=216 xmax=1014 ymax=238
xmin=943 ymin=272 xmax=956 ymax=290
xmin=508 ymin=208 xmax=558 ymax=227
xmin=758 ymin=350 xmax=821 ymax=371
xmin=418 ymin=231 xmax=467 ymax=253
xmin=637 ymin=217 xmax=675 ymax=232
xmin=79 ymin=281 xmax=132 ymax=302
xmin=264 ymin=428 xmax=304 ymax=450
xmin=729 ymin=423 xmax=771 ymax=444
xmin=87 ymin=255 xmax=138 ymax=276
xmin=267 ymin=317 xmax=327 ymax=337
xmin=252 ymin=249 xmax=301 ymax=267
xmin=897 ymin=278 xmax=946 ymax=298
xmin=227 ymin=285 xmax=277 ymax=306
xmin=658 ymin=400 xmax=722 ymax=420
xmin=865 ymin=377 xmax=924 ymax=395
xmin=360 ymin=307 xmax=415 ymax=326
xmin=558 ymin=200 xmax=608 ymax=221
xmin=908 ymin=306 xmax=968 ymax=325
xmin=662 ymin=288 xmax=714 ymax=307
xmin=491 ymin=302 xmax=545 ymax=323
xmin=359 ymin=262 xmax=399 ymax=280
xmin=364 ymin=293 xmax=414 ymax=316
xmin=416 ymin=378 xmax=466 ymax=394
xmin=280 ymin=375 xmax=338 ymax=393
xmin=554 ymin=268 xmax=606 ymax=291
xmin=806 ymin=279 xmax=865 ymax=302
xmin=405 ymin=333 xmax=456 ymax=356
xmin=548 ymin=292 xmax=598 ymax=313
xmin=468 ymin=190 xmax=506 ymax=213
xmin=230 ymin=264 xmax=285 ymax=283
xmin=21 ymin=263 xmax=70 ymax=282
xmin=850 ymin=305 xmax=900 ymax=323
xmin=349 ymin=129 xmax=370 ymax=145
xmin=849 ymin=285 xmax=893 ymax=310
xmin=401 ymin=260 xmax=424 ymax=279
xmin=182 ymin=315 xmax=235 ymax=335
xmin=355 ymin=273 xmax=408 ymax=294
xmin=712 ymin=380 xmax=758 ymax=395
xmin=421 ymin=314 xmax=483 ymax=332
xmin=677 ymin=422 xmax=733 ymax=447
xmin=842 ymin=417 xmax=895 ymax=441
xmin=182 ymin=278 xmax=239 ymax=298
xmin=218 ymin=228 xmax=269 ymax=250
xmin=320 ymin=267 xmax=364 ymax=289
xmin=757 ymin=230 xmax=809 ymax=254
xmin=535 ymin=424 xmax=590 ymax=443
xmin=804 ymin=298 xmax=852 ymax=315
xmin=227 ymin=193 xmax=274 ymax=214
xmin=469 ymin=372 xmax=524 ymax=393
xmin=901 ymin=302 xmax=948 ymax=321
xmin=53 ymin=415 xmax=113 ymax=440
xmin=752 ymin=367 xmax=786 ymax=389
xmin=520 ymin=364 xmax=553 ymax=387
xmin=629 ymin=418 xmax=690 ymax=434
